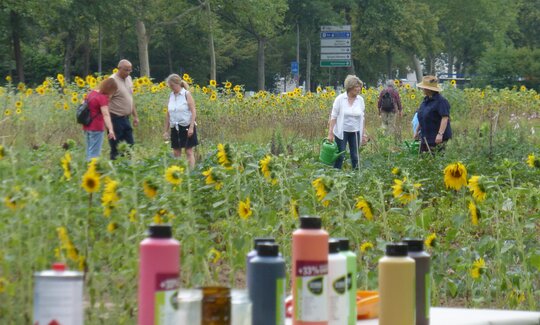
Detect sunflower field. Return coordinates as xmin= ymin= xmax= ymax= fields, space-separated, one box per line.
xmin=0 ymin=74 xmax=539 ymax=323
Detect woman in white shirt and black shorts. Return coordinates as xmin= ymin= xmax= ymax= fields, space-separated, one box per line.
xmin=327 ymin=75 xmax=367 ymax=169
xmin=163 ymin=74 xmax=198 ymax=168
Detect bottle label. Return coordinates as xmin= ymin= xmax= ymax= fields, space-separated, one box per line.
xmin=425 ymin=272 xmax=431 ymax=318
xmin=294 ymin=260 xmax=328 ymax=321
xmin=276 ymin=277 xmax=286 ymax=325
xmin=154 ymin=273 xmax=180 ymax=325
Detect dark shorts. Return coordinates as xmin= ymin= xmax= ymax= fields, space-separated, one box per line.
xmin=171 ymin=125 xmax=198 ymax=149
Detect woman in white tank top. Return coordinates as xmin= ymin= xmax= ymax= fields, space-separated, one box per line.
xmin=162 ymin=74 xmax=198 ymax=168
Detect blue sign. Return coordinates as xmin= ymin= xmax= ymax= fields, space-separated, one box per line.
xmin=291 ymin=61 xmax=299 ymax=74
xmin=320 ymin=32 xmax=351 ymax=39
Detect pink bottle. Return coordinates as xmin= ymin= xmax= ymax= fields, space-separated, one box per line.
xmin=292 ymin=216 xmax=329 ymax=325
xmin=138 ymin=224 xmax=181 ymax=325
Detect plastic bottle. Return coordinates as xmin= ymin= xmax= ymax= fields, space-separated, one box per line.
xmin=248 ymin=243 xmax=286 ymax=325
xmin=246 ymin=237 xmax=276 ymax=289
xmin=292 ymin=215 xmax=329 ymax=325
xmin=328 ymin=239 xmax=348 ymax=325
xmin=337 ymin=238 xmax=358 ymax=325
xmin=404 ymin=238 xmax=431 ymax=325
xmin=378 ymin=243 xmax=415 ymax=325
xmin=137 ymin=224 xmax=181 ymax=325
xmin=246 ymin=237 xmax=276 ymax=263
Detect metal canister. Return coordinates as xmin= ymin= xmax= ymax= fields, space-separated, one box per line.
xmin=33 ymin=263 xmax=84 ymax=325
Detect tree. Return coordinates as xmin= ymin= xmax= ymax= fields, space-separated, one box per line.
xmin=216 ymin=0 xmax=288 ymax=90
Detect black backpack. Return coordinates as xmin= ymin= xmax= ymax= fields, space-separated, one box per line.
xmin=380 ymin=91 xmax=395 ymax=112
xmin=76 ymin=93 xmax=96 ymax=126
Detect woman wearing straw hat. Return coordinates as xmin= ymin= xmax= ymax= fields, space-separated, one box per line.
xmin=414 ymin=75 xmax=452 ymax=153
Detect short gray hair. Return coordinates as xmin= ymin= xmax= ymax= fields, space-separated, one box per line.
xmin=344 ymin=75 xmax=363 ymax=91
xmin=386 ymin=80 xmax=395 ymax=87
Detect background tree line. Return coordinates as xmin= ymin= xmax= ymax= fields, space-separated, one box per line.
xmin=1 ymin=0 xmax=539 ymax=90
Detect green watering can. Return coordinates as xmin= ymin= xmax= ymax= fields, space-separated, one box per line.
xmin=319 ymin=139 xmax=345 ymax=165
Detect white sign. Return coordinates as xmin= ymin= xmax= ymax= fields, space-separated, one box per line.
xmin=321 ymin=54 xmax=351 ymax=60
xmin=321 ymin=25 xmax=351 ymax=32
xmin=321 ymin=47 xmax=351 ymax=54
xmin=321 ymin=39 xmax=351 ymax=47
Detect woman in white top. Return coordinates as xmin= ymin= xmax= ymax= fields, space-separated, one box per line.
xmin=162 ymin=74 xmax=198 ymax=168
xmin=327 ymin=75 xmax=366 ymax=169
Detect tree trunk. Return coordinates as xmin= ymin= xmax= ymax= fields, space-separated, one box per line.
xmin=257 ymin=38 xmax=266 ymax=91
xmin=413 ymin=54 xmax=423 ymax=81
xmin=296 ymin=23 xmax=300 ymax=88
xmin=82 ymin=32 xmax=91 ymax=76
xmin=98 ymin=22 xmax=102 ymax=74
xmin=10 ymin=11 xmax=24 ymax=83
xmin=167 ymin=44 xmax=173 ymax=74
xmin=63 ymin=31 xmax=76 ymax=82
xmin=306 ymin=37 xmax=311 ymax=92
xmin=386 ymin=51 xmax=393 ymax=80
xmin=207 ymin=1 xmax=216 ymax=81
xmin=447 ymin=50 xmax=453 ymax=76
xmin=136 ymin=20 xmax=151 ymax=77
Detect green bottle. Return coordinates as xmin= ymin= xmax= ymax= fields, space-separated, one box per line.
xmin=338 ymin=238 xmax=357 ymax=325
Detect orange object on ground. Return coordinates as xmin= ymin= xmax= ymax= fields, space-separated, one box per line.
xmin=356 ymin=290 xmax=379 ymax=320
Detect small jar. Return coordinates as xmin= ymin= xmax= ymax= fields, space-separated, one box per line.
xmin=201 ymin=286 xmax=231 ymax=325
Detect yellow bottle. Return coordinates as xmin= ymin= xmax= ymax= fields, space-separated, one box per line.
xmin=378 ymin=243 xmax=415 ymax=325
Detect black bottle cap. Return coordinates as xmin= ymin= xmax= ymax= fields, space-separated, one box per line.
xmin=253 ymin=237 xmax=275 ymax=249
xmin=336 ymin=238 xmax=350 ymax=251
xmin=257 ymin=243 xmax=279 ymax=257
xmin=300 ymin=216 xmax=322 ymax=229
xmin=329 ymin=239 xmax=341 ymax=253
xmin=148 ymin=224 xmax=172 ymax=239
xmin=385 ymin=243 xmax=409 ymax=256
xmin=403 ymin=238 xmax=424 ymax=252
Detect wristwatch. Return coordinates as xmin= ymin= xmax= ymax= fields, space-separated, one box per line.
xmin=437 ymin=132 xmax=443 ymax=136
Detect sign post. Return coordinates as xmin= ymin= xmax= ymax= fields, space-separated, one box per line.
xmin=320 ymin=25 xmax=351 ymax=68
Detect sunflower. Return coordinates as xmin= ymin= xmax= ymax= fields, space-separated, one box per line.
xmin=61 ymin=152 xmax=72 ymax=180
xmin=394 ymin=79 xmax=400 ymax=86
xmin=182 ymin=73 xmax=191 ymax=81
xmin=355 ymin=196 xmax=373 ymax=220
xmin=5 ymin=75 xmax=12 ymax=82
xmin=391 ymin=167 xmax=400 ymax=175
xmin=209 ymin=79 xmax=217 ymax=87
xmin=4 ymin=196 xmax=18 ymax=210
xmin=259 ymin=155 xmax=277 ymax=185
xmin=223 ymin=81 xmax=231 ymax=89
xmin=142 ymin=179 xmax=158 ymax=199
xmin=238 ymin=197 xmax=252 ymax=220
xmin=0 ymin=145 xmax=5 ymax=159
xmin=202 ymin=167 xmax=223 ymax=190
xmin=468 ymin=175 xmax=486 ymax=202
xmin=101 ymin=177 xmax=120 ymax=217
xmin=233 ymin=85 xmax=241 ymax=92
xmin=405 ymin=83 xmax=411 ymax=89
xmin=57 ymin=73 xmax=65 ymax=85
xmin=71 ymin=95 xmax=79 ymax=104
xmin=527 ymin=154 xmax=540 ymax=168
xmin=217 ymin=143 xmax=233 ymax=169
xmin=81 ymin=171 xmax=100 ymax=193
xmin=289 ymin=199 xmax=299 ymax=218
xmin=468 ymin=201 xmax=480 ymax=226
xmin=107 ymin=222 xmax=118 ymax=233
xmin=76 ymin=79 xmax=86 ymax=88
xmin=128 ymin=209 xmax=137 ymax=223
xmin=4 ymin=109 xmax=12 ymax=116
xmin=208 ymin=248 xmax=222 ymax=264
xmin=443 ymin=162 xmax=468 ymax=190
xmin=520 ymin=85 xmax=526 ymax=92
xmin=450 ymin=79 xmax=456 ymax=86
xmin=392 ymin=177 xmax=421 ymax=204
xmin=316 ymin=86 xmax=322 ymax=93
xmin=0 ymin=277 xmax=8 ymax=293
xmin=86 ymin=75 xmax=97 ymax=87
xmin=312 ymin=178 xmax=330 ymax=207
xmin=410 ymin=94 xmax=416 ymax=100
xmin=470 ymin=257 xmax=486 ymax=279
xmin=360 ymin=242 xmax=374 ymax=253
xmin=15 ymin=101 xmax=22 ymax=109
xmin=165 ymin=165 xmax=184 ymax=185
xmin=236 ymin=93 xmax=244 ymax=99
xmin=425 ymin=233 xmax=437 ymax=248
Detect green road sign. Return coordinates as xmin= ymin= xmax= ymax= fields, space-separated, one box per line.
xmin=320 ymin=60 xmax=351 ymax=67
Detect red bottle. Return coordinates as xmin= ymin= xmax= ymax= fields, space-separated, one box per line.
xmin=137 ymin=224 xmax=181 ymax=325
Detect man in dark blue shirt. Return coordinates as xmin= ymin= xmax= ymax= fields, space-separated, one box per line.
xmin=414 ymin=76 xmax=452 ymax=153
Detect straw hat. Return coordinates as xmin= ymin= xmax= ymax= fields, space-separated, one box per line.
xmin=417 ymin=75 xmax=442 ymax=92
